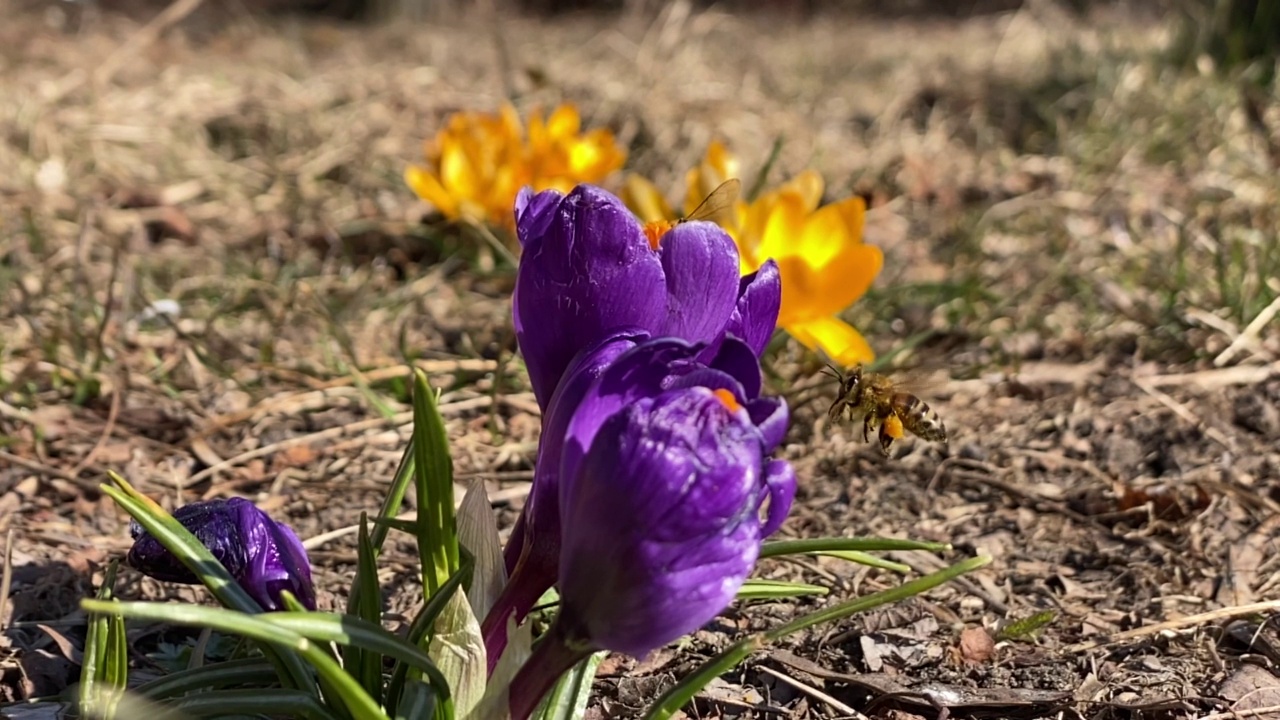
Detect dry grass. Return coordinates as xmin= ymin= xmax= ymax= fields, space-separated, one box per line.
xmin=2 ymin=0 xmax=1280 ymax=711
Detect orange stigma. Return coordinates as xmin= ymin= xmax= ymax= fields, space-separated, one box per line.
xmin=643 ymin=220 xmax=675 ymax=250
xmin=713 ymin=388 xmax=742 ymax=413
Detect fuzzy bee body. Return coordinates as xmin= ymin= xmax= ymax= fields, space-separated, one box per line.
xmin=825 ymin=365 xmax=948 ymax=455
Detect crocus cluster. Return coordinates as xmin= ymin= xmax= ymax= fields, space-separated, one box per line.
xmin=404 ymin=104 xmax=626 ymax=232
xmin=127 ymin=497 xmax=316 ymax=612
xmin=624 ymin=141 xmax=884 ymax=366
xmin=490 ymin=184 xmax=796 ymax=717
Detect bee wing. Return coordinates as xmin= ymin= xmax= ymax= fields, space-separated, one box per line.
xmin=683 ymin=178 xmax=741 ymax=224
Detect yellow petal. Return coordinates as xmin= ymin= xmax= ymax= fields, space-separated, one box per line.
xmin=786 ymin=316 xmax=876 ymax=366
xmin=405 ymin=165 xmax=459 ymax=218
xmin=775 ymin=241 xmax=883 ymax=325
xmin=621 ymin=174 xmax=676 ymax=223
xmin=547 ymin=104 xmax=581 ymax=138
xmin=786 ymin=170 xmax=825 ymax=212
xmin=684 ymin=140 xmax=741 ymax=216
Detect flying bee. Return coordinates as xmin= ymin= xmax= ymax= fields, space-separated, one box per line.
xmin=824 ymin=365 xmax=948 ymax=456
xmin=642 ymin=178 xmax=741 ymax=248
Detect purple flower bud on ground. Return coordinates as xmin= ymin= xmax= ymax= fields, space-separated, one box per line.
xmin=127 ymin=498 xmax=316 ymax=611
xmin=507 ymin=351 xmax=795 ymax=717
xmin=512 ymin=184 xmax=743 ymax=411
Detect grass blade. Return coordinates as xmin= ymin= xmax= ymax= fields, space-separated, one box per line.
xmin=641 ymin=555 xmax=991 ymax=720
xmin=736 ymin=579 xmax=828 ymax=600
xmin=167 ymin=688 xmax=345 ymax=720
xmin=759 ymin=537 xmax=950 ymax=558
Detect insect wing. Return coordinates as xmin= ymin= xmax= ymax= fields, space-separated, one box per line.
xmin=683 ymin=178 xmax=741 ymax=224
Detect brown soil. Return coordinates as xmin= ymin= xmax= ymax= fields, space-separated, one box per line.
xmin=2 ymin=2 xmax=1279 ymax=718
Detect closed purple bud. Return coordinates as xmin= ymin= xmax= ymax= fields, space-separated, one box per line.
xmin=508 ymin=386 xmax=795 ymax=718
xmin=127 ymin=498 xmax=316 ymax=611
xmin=557 ymin=387 xmax=787 ymax=656
xmin=512 ymin=185 xmax=741 ymax=410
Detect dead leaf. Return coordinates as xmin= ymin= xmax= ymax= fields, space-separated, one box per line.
xmin=1220 ymin=664 xmax=1280 ymax=719
xmin=958 ymin=627 xmax=996 ymax=665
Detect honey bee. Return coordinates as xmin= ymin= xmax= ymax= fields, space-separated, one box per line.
xmin=824 ymin=365 xmax=948 ymax=456
xmin=642 ymin=178 xmax=741 ymax=248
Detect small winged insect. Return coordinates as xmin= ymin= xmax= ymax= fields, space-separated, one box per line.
xmin=642 ymin=178 xmax=741 ymax=248
xmin=824 ymin=364 xmax=948 ymax=456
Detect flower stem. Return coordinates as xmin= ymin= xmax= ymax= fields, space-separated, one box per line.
xmin=481 ymin=549 xmax=556 ymax=674
xmin=508 ymin=615 xmax=594 ymax=720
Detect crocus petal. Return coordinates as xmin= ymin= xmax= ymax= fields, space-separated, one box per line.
xmin=127 ymin=501 xmax=249 ymax=584
xmin=761 ymin=459 xmax=797 ymax=536
xmin=773 ymin=199 xmax=881 ymax=325
xmin=747 ymin=396 xmax=789 ymax=454
xmin=726 ymin=260 xmax=782 ymax=358
xmin=558 ymin=388 xmax=765 ymax=658
xmin=513 ymin=185 xmax=667 ymax=409
xmin=787 ymin=315 xmax=877 ymax=366
xmin=620 ymin=174 xmax=675 ymax=224
xmin=558 ymin=338 xmax=701 ymax=501
xmin=502 ymin=329 xmax=646 ymax=577
xmin=514 ymin=186 xmax=562 ymax=247
xmin=655 ymin=221 xmax=741 ymax=346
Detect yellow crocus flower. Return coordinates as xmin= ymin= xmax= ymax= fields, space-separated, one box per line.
xmin=683 ymin=144 xmax=883 ymax=366
xmin=405 ymin=104 xmax=625 ymax=232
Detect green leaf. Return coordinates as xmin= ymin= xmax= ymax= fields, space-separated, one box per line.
xmin=411 ymin=369 xmax=460 ymax=598
xmin=166 ymin=688 xmax=345 ymax=720
xmin=759 ymin=537 xmax=950 ymax=558
xmin=997 ymin=610 xmax=1057 ymax=641
xmin=815 ymin=551 xmax=911 ymax=573
xmin=736 ymin=579 xmax=828 ymax=600
xmin=345 ymin=515 xmax=387 ymax=703
xmin=80 ymin=561 xmax=125 ymax=718
xmin=81 ymin=600 xmax=390 ymax=720
xmin=642 ymin=555 xmax=992 ymax=720
xmin=532 ymin=651 xmax=603 ymax=720
xmin=135 ymin=658 xmax=278 ymax=700
xmin=393 ymin=682 xmax=438 ymax=720
xmin=455 ymin=479 xmax=505 ymax=619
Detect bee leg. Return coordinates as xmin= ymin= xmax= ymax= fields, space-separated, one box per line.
xmin=877 ymin=421 xmax=895 ymax=456
xmin=862 ymin=413 xmax=874 ymax=443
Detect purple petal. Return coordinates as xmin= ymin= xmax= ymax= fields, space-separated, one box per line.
xmin=747 ymin=397 xmax=789 ymax=454
xmin=728 ymin=260 xmax=782 ymax=357
xmin=557 ymin=388 xmax=765 ymax=657
xmin=513 ymin=185 xmax=667 ymax=409
xmin=760 ymin=459 xmax=796 ymax=536
xmin=705 ymin=336 xmax=763 ymax=400
xmin=655 ymin=221 xmax=741 ymax=346
xmin=514 ymin=187 xmax=562 ymax=249
xmin=558 ymin=338 xmax=702 ymax=503
xmin=502 ymin=329 xmax=646 ymax=577
xmin=237 ymin=502 xmax=316 ymax=611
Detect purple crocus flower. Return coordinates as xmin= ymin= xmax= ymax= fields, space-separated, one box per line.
xmin=506 ymin=339 xmax=796 ymax=718
xmin=127 ymin=497 xmax=316 ymax=611
xmin=487 ymin=336 xmax=793 ymax=669
xmin=495 ymin=186 xmax=783 ymax=649
xmin=513 ymin=184 xmax=776 ymax=412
